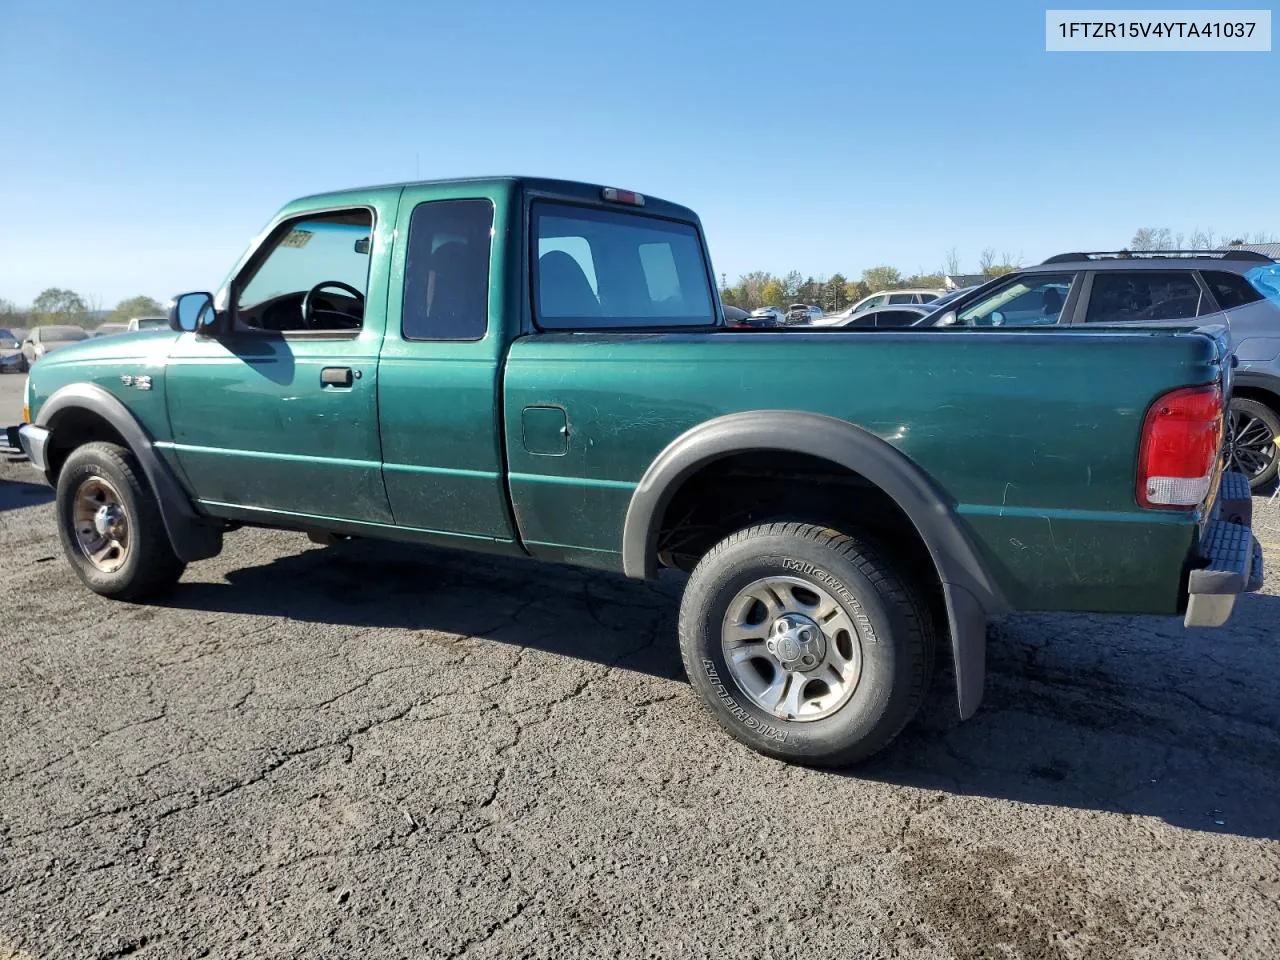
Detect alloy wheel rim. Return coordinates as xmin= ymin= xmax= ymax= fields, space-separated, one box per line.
xmin=72 ymin=476 xmax=130 ymax=573
xmin=720 ymin=575 xmax=863 ymax=722
xmin=1228 ymin=409 xmax=1277 ymax=479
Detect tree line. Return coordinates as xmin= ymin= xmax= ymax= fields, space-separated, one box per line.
xmin=719 ymin=227 xmax=1278 ymax=313
xmin=0 ymin=290 xmax=165 ymax=330
xmin=719 ymin=248 xmax=1021 ymax=313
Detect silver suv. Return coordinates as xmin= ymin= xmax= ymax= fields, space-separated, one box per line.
xmin=928 ymin=249 xmax=1280 ymax=490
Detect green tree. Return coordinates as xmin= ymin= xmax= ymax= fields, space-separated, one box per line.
xmin=737 ymin=270 xmax=774 ymax=309
xmin=860 ymin=266 xmax=902 ymax=292
xmin=760 ymin=278 xmax=785 ymax=307
xmin=904 ymin=272 xmax=945 ymax=289
xmin=781 ymin=270 xmax=804 ymax=302
xmin=846 ymin=279 xmax=871 ymax=304
xmin=823 ymin=273 xmax=850 ymax=312
xmin=30 ymin=287 xmax=90 ymax=327
xmin=108 ymin=295 xmax=166 ymax=324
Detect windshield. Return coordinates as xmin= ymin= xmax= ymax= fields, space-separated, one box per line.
xmin=0 ymin=328 xmax=14 ymax=342
xmin=533 ymin=203 xmax=714 ymax=329
xmin=136 ymin=318 xmax=168 ymax=330
xmin=41 ymin=326 xmax=89 ymax=342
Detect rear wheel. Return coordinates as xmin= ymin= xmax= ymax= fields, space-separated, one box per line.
xmin=679 ymin=522 xmax=933 ymax=767
xmin=55 ymin=442 xmax=186 ymax=600
xmin=1228 ymin=397 xmax=1280 ymax=491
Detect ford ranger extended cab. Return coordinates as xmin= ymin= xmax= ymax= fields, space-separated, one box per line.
xmin=17 ymin=177 xmax=1263 ymax=766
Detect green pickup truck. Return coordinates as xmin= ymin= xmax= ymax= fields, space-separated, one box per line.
xmin=17 ymin=177 xmax=1263 ymax=766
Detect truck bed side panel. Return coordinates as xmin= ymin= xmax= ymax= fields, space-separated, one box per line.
xmin=503 ymin=328 xmax=1219 ymax=613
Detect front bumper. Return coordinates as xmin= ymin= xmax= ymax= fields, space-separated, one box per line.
xmin=17 ymin=423 xmax=50 ymax=473
xmin=1184 ymin=471 xmax=1264 ymax=627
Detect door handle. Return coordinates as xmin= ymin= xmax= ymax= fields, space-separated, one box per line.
xmin=321 ymin=366 xmax=354 ymax=387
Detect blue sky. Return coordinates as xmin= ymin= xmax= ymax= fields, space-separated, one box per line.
xmin=0 ymin=0 xmax=1275 ymax=306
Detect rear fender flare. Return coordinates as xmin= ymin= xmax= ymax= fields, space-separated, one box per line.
xmin=622 ymin=410 xmax=1007 ymax=719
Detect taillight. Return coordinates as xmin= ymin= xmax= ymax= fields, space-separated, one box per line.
xmin=1137 ymin=384 xmax=1223 ymax=509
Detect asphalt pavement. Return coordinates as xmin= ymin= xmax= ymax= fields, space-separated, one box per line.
xmin=1 ymin=370 xmax=1278 ymax=959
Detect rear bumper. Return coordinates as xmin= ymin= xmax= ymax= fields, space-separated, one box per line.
xmin=1184 ymin=471 xmax=1264 ymax=627
xmin=17 ymin=423 xmax=50 ymax=473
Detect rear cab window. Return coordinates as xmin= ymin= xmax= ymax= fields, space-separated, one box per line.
xmin=532 ymin=203 xmax=715 ymax=329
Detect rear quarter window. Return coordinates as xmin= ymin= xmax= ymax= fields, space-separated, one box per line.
xmin=1203 ymin=269 xmax=1266 ymax=310
xmin=533 ymin=203 xmax=714 ymax=329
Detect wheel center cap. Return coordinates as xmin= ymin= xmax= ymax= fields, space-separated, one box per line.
xmin=94 ymin=504 xmax=124 ymax=538
xmin=766 ymin=614 xmax=826 ymax=672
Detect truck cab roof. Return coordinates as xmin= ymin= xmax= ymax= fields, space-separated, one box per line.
xmin=292 ymin=176 xmax=702 ymax=225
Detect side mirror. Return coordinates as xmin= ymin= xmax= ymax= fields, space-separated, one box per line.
xmin=933 ymin=310 xmax=958 ymax=327
xmin=169 ymin=292 xmax=217 ymax=333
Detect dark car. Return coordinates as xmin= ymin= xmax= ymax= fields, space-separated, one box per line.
xmin=926 ymin=249 xmax=1280 ymax=489
xmin=727 ymin=305 xmax=780 ymax=328
xmin=0 ymin=327 xmax=24 ymax=373
xmin=838 ymin=305 xmax=934 ymax=328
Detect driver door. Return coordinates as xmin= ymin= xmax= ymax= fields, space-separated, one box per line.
xmin=163 ymin=195 xmax=398 ymax=524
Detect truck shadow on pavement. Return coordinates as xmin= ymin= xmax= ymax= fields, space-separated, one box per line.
xmin=163 ymin=535 xmax=1280 ymax=841
xmin=0 ymin=477 xmax=53 ymax=512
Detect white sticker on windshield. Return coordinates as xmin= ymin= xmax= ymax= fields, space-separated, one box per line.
xmin=280 ymin=229 xmax=313 ymax=249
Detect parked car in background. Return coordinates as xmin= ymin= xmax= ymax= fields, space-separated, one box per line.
xmin=749 ymin=306 xmax=785 ymax=326
xmin=21 ymin=326 xmax=89 ymax=368
xmin=1 ymin=328 xmax=25 ymax=373
xmin=850 ymin=288 xmax=943 ymax=314
xmin=815 ymin=289 xmax=945 ymax=326
xmin=725 ymin=305 xmax=783 ymax=329
xmin=127 ymin=316 xmax=169 ymax=333
xmin=92 ymin=323 xmax=130 ymax=338
xmin=785 ymin=303 xmax=823 ymax=325
xmin=926 ymin=249 xmax=1280 ymax=489
xmin=838 ymin=304 xmax=934 ymax=328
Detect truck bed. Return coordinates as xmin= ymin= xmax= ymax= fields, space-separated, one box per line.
xmin=502 ymin=324 xmax=1229 ymax=614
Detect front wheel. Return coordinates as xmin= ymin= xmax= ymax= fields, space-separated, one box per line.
xmin=1228 ymin=397 xmax=1280 ymax=491
xmin=679 ymin=522 xmax=933 ymax=767
xmin=55 ymin=442 xmax=186 ymax=600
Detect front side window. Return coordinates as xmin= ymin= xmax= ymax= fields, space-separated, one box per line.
xmin=1085 ymin=271 xmax=1205 ymax=323
xmin=401 ymin=199 xmax=494 ymax=341
xmin=955 ymin=273 xmax=1077 ymax=327
xmin=236 ymin=208 xmax=373 ymax=332
xmin=533 ymin=203 xmax=714 ymax=329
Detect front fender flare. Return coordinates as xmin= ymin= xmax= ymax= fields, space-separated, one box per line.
xmin=36 ymin=383 xmax=222 ymax=563
xmin=622 ymin=410 xmax=1007 ymax=719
